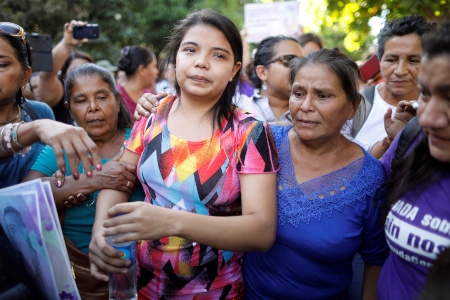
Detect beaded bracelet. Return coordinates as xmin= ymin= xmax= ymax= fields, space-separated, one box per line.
xmin=3 ymin=123 xmax=31 ymax=157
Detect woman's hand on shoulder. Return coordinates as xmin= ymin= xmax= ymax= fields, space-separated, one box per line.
xmin=134 ymin=92 xmax=167 ymax=120
xmin=34 ymin=119 xmax=101 ymax=179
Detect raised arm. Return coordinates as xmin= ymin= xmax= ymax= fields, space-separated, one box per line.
xmin=38 ymin=20 xmax=88 ymax=107
xmin=370 ymin=100 xmax=417 ymax=159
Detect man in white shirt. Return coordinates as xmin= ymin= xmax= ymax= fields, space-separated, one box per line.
xmin=351 ymin=15 xmax=436 ymax=154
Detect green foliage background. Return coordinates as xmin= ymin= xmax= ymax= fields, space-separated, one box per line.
xmin=1 ymin=0 xmax=448 ymax=64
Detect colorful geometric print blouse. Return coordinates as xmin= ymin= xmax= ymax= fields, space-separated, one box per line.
xmin=125 ymin=95 xmax=279 ymax=299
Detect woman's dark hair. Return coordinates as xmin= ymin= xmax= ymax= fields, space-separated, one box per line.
xmin=418 ymin=246 xmax=450 ymax=300
xmin=162 ymin=8 xmax=243 ymax=130
xmin=0 ymin=32 xmax=32 ymax=105
xmin=297 ymin=33 xmax=323 ymax=49
xmin=117 ymin=45 xmax=155 ymax=77
xmin=247 ymin=35 xmax=299 ymax=90
xmin=59 ymin=50 xmax=94 ymax=80
xmin=288 ymin=48 xmax=362 ymax=110
xmin=377 ymin=15 xmax=436 ymax=60
xmin=382 ymin=21 xmax=450 ymax=220
xmin=64 ymin=63 xmax=133 ymax=128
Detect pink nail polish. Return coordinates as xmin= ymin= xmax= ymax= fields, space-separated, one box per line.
xmin=56 ymin=180 xmax=62 ymax=188
xmin=86 ymin=171 xmax=92 ymax=177
xmin=96 ymin=164 xmax=102 ymax=170
xmin=73 ymin=173 xmax=79 ymax=180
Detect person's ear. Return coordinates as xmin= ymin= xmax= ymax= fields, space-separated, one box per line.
xmin=255 ymin=65 xmax=268 ymax=82
xmin=229 ymin=61 xmax=242 ymax=82
xmin=21 ymin=66 xmax=32 ymax=88
xmin=65 ymin=101 xmax=76 ymax=120
xmin=138 ymin=64 xmax=147 ymax=75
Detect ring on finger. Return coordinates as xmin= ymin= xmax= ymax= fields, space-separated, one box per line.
xmin=126 ymin=180 xmax=130 ymax=187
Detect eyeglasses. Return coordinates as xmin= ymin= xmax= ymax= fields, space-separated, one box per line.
xmin=264 ymin=54 xmax=297 ymax=68
xmin=0 ymin=22 xmax=26 ymax=46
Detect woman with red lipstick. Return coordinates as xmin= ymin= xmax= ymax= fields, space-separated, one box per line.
xmin=377 ymin=22 xmax=450 ymax=300
xmin=88 ymin=9 xmax=279 ymax=299
xmin=244 ymin=48 xmax=389 ymax=299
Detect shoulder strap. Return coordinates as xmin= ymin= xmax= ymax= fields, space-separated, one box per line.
xmin=20 ymin=100 xmax=39 ymax=121
xmin=351 ymin=85 xmax=376 ymax=137
xmin=393 ymin=116 xmax=421 ymax=167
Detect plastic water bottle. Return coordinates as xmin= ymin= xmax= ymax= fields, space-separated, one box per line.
xmin=107 ymin=234 xmax=137 ymax=300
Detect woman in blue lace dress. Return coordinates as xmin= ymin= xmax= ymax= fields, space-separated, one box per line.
xmin=243 ymin=48 xmax=389 ymax=299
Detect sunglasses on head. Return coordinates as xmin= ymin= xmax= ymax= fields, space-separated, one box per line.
xmin=0 ymin=22 xmax=26 ymax=46
xmin=264 ymin=54 xmax=297 ymax=68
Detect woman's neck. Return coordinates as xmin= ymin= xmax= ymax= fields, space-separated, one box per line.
xmin=260 ymin=90 xmax=290 ymax=120
xmin=123 ymin=77 xmax=149 ymax=104
xmin=378 ymin=83 xmax=420 ymax=106
xmin=288 ymin=129 xmax=360 ymax=178
xmin=0 ymin=101 xmax=21 ymax=124
xmin=93 ymin=128 xmax=125 ymax=158
xmin=167 ymin=96 xmax=218 ymax=141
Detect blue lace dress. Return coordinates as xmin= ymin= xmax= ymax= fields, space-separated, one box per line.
xmin=244 ymin=124 xmax=389 ymax=300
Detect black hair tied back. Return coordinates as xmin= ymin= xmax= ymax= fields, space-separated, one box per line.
xmin=117 ymin=46 xmax=132 ymax=72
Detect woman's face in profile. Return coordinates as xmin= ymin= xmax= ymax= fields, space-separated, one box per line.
xmin=0 ymin=37 xmax=29 ymax=103
xmin=289 ymin=63 xmax=355 ymax=142
xmin=417 ymin=55 xmax=450 ymax=162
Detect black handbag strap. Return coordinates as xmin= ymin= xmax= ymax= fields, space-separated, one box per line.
xmin=20 ymin=100 xmax=39 ymax=121
xmin=392 ymin=116 xmax=422 ymax=169
xmin=351 ymin=85 xmax=376 ymax=137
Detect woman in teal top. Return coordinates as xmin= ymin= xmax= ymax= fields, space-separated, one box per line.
xmin=24 ymin=63 xmax=145 ymax=253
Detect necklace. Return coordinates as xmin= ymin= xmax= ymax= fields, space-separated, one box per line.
xmin=0 ymin=104 xmax=21 ymax=125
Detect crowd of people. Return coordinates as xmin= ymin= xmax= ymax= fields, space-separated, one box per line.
xmin=0 ymin=9 xmax=449 ymax=300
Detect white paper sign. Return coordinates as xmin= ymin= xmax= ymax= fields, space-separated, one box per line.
xmin=244 ymin=1 xmax=301 ymax=43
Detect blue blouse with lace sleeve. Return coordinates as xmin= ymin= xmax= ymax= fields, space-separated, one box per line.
xmin=243 ymin=124 xmax=389 ymax=299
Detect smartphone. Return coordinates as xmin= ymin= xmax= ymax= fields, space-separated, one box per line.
xmin=360 ymin=55 xmax=380 ymax=82
xmin=73 ymin=24 xmax=100 ymax=40
xmin=26 ymin=33 xmax=53 ymax=72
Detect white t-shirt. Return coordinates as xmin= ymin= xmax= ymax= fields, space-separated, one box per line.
xmin=233 ymin=92 xmax=291 ymax=123
xmin=354 ymin=84 xmax=396 ymax=151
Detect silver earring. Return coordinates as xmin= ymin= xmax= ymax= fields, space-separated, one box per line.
xmin=262 ymin=83 xmax=267 ymax=90
xmin=21 ymin=86 xmax=25 ymax=91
